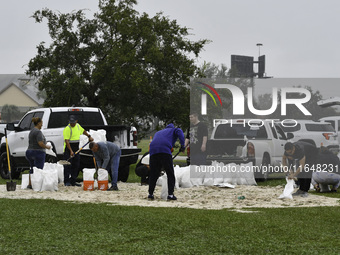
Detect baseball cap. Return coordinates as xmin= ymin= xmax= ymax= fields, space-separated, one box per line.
xmin=69 ymin=115 xmax=77 ymax=124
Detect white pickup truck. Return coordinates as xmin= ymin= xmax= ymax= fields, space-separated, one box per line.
xmin=0 ymin=107 xmax=141 ymax=181
xmin=206 ymin=119 xmax=292 ymax=180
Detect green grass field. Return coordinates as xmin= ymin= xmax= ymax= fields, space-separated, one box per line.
xmin=1 ymin=140 xmax=339 ymax=254
xmin=0 ymin=199 xmax=339 ymax=254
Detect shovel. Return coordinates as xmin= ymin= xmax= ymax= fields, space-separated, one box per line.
xmin=58 ymin=141 xmax=90 ymax=165
xmin=5 ymin=128 xmax=16 ymax=191
xmin=172 ymin=145 xmax=187 ymax=160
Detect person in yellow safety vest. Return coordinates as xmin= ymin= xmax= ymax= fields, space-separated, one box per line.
xmin=63 ymin=115 xmax=93 ymax=186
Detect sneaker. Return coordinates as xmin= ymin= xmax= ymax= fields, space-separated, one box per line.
xmin=148 ymin=194 xmax=154 ymax=200
xmin=27 ymin=185 xmax=32 ymax=189
xmin=71 ymin=183 xmax=81 ymax=187
xmin=65 ymin=183 xmax=71 ymax=187
xmin=167 ymin=195 xmax=177 ymax=201
xmin=300 ymin=192 xmax=309 ymax=197
xmin=292 ymin=189 xmax=304 ymax=196
xmin=107 ymin=185 xmax=119 ymax=191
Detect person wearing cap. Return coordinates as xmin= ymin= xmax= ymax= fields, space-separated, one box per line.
xmin=148 ymin=123 xmax=185 ymax=201
xmin=63 ymin=115 xmax=93 ymax=186
xmin=89 ymin=141 xmax=121 ymax=191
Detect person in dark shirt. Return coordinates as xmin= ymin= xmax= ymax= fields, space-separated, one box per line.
xmin=282 ymin=141 xmax=318 ymax=197
xmin=185 ymin=112 xmax=208 ymax=165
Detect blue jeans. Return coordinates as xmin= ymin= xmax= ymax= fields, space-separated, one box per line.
xmin=108 ymin=150 xmax=121 ymax=186
xmin=26 ymin=150 xmax=46 ymax=174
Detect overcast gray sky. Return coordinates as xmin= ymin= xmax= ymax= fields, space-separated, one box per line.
xmin=1 ymin=0 xmax=339 ymax=78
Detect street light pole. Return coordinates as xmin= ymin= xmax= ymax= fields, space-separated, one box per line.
xmin=256 ymin=43 xmax=263 ymax=57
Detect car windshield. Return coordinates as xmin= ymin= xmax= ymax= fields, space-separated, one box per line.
xmin=214 ymin=124 xmax=268 ymax=139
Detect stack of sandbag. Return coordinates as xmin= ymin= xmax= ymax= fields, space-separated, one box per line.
xmin=44 ymin=162 xmax=64 ymax=183
xmin=29 ymin=166 xmax=58 ymax=191
xmin=21 ymin=163 xmax=61 ymax=191
xmin=157 ymin=161 xmax=257 ymax=190
xmin=80 ymin=129 xmax=107 ymax=149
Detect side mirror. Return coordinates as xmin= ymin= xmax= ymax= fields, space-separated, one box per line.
xmin=286 ymin=132 xmax=294 ymax=140
xmin=6 ymin=123 xmax=15 ymax=131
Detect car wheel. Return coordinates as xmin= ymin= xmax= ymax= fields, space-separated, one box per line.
xmin=256 ymin=155 xmax=270 ymax=182
xmin=118 ymin=165 xmax=130 ymax=182
xmin=0 ymin=152 xmax=18 ymax=179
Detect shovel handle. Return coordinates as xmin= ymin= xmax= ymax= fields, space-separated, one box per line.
xmin=4 ymin=128 xmax=11 ymax=174
xmin=67 ymin=141 xmax=91 ymax=161
xmin=172 ymin=145 xmax=187 ymax=160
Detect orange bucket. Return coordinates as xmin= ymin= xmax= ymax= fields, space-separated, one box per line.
xmin=83 ymin=180 xmax=94 ymax=191
xmin=98 ymin=180 xmax=108 ymax=191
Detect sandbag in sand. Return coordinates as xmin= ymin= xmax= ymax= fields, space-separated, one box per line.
xmin=83 ymin=168 xmax=96 ymax=181
xmin=21 ymin=174 xmax=29 ymax=189
xmin=98 ymin=168 xmax=109 ymax=181
xmin=278 ymin=177 xmax=295 ymax=200
xmin=160 ymin=175 xmax=168 ymax=200
xmin=41 ymin=168 xmax=58 ymax=191
xmin=31 ymin=167 xmax=44 ymax=191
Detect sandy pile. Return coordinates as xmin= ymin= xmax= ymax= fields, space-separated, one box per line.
xmin=0 ymin=182 xmax=339 ymax=210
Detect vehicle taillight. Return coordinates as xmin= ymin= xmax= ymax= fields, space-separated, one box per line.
xmin=133 ymin=131 xmax=138 ymax=146
xmin=247 ymin=142 xmax=255 ymax=157
xmin=322 ymin=133 xmax=332 ymax=140
xmin=187 ymin=146 xmax=190 ymax=157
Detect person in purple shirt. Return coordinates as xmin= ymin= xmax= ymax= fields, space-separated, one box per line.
xmin=90 ymin=141 xmax=121 ymax=191
xmin=148 ymin=123 xmax=185 ymax=201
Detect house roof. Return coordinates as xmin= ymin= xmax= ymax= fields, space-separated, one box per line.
xmin=0 ymin=74 xmax=44 ymax=105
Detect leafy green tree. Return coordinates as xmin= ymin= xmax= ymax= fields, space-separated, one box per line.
xmin=1 ymin=104 xmax=22 ymax=123
xmin=26 ymin=0 xmax=208 ymax=131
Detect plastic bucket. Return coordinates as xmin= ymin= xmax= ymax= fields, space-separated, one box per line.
xmin=98 ymin=180 xmax=108 ymax=191
xmin=83 ymin=180 xmax=94 ymax=191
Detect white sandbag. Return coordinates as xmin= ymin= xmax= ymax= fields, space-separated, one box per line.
xmin=41 ymin=169 xmax=58 ymax=191
xmin=43 ymin=163 xmax=59 ymax=183
xmin=80 ymin=129 xmax=107 ymax=149
xmin=227 ymin=163 xmax=239 ymax=185
xmin=83 ymin=168 xmax=96 ymax=181
xmin=98 ymin=168 xmax=109 ymax=181
xmin=160 ymin=175 xmax=168 ymax=200
xmin=45 ymin=142 xmax=56 ymax=157
xmin=222 ymin=162 xmax=234 ymax=184
xmin=21 ymin=174 xmax=29 ymax=189
xmin=180 ymin=166 xmax=192 ymax=188
xmin=190 ymin=165 xmax=204 ymax=186
xmin=156 ymin=176 xmax=163 ymax=186
xmin=212 ymin=161 xmax=224 ymax=185
xmin=239 ymin=162 xmax=257 ymax=185
xmin=215 ymin=183 xmax=236 ymax=189
xmin=31 ymin=167 xmax=44 ymax=191
xmin=56 ymin=163 xmax=64 ymax=183
xmin=174 ymin=165 xmax=182 ymax=189
xmin=278 ymin=177 xmax=295 ymax=199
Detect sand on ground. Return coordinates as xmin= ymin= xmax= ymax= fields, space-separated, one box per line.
xmin=1 ymin=182 xmax=339 ymax=210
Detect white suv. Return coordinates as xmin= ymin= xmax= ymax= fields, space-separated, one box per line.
xmin=279 ymin=120 xmax=339 ymax=153
xmin=319 ymin=116 xmax=340 ymax=145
